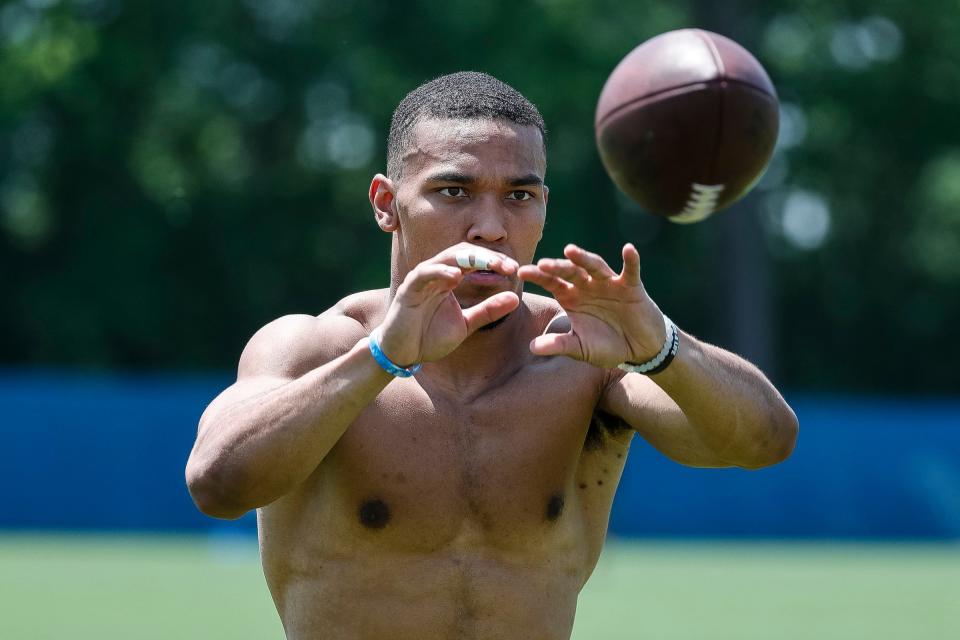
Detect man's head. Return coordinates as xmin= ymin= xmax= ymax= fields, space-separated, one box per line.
xmin=386 ymin=71 xmax=546 ymax=181
xmin=370 ymin=72 xmax=549 ymax=310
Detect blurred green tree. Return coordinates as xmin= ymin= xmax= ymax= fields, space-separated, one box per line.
xmin=1 ymin=0 xmax=957 ymax=393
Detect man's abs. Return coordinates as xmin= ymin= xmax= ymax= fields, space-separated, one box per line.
xmin=265 ymin=537 xmax=586 ymax=639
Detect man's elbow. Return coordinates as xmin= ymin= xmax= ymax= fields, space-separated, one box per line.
xmin=739 ymin=406 xmax=799 ymax=469
xmin=185 ymin=456 xmax=252 ymax=520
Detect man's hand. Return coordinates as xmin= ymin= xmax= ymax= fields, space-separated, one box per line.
xmin=377 ymin=243 xmax=521 ymax=365
xmin=519 ymin=243 xmax=665 ymax=368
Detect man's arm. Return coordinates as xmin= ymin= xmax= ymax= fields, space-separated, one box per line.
xmin=519 ymin=242 xmax=797 ymax=469
xmin=599 ymin=332 xmax=797 ymax=468
xmin=186 ymin=243 xmax=521 ymax=520
xmin=186 ymin=312 xmax=392 ymax=519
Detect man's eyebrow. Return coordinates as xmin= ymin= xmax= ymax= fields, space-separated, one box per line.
xmin=508 ymin=174 xmax=544 ymax=187
xmin=425 ymin=171 xmax=473 ymax=184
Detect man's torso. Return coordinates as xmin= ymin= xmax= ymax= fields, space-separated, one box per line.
xmin=258 ymin=291 xmax=636 ymax=640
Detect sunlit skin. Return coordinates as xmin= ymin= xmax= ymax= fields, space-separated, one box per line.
xmin=186 ymin=118 xmax=798 ymax=639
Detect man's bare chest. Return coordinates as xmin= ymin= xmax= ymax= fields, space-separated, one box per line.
xmin=356 ymin=366 xmax=597 ymax=516
xmin=267 ymin=359 xmax=633 ymax=558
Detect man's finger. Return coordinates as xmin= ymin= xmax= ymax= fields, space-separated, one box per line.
xmin=437 ymin=243 xmax=519 ymax=275
xmin=462 ymin=291 xmax=521 ymax=334
xmin=564 ymin=244 xmax=615 ymax=279
xmin=406 ymin=264 xmax=463 ymax=294
xmin=537 ymin=258 xmax=590 ymax=286
xmin=518 ymin=265 xmax=573 ymax=295
xmin=620 ymin=243 xmax=642 ymax=286
xmin=529 ymin=331 xmax=583 ymax=359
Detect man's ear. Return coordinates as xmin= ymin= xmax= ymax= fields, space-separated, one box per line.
xmin=369 ymin=174 xmax=399 ymax=232
xmin=538 ymin=184 xmax=549 ymax=241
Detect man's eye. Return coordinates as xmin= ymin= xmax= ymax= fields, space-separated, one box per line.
xmin=507 ymin=191 xmax=533 ymax=201
xmin=439 ymin=187 xmax=467 ymax=197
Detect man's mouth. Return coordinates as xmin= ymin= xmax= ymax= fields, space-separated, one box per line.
xmin=464 ymin=270 xmax=507 ymax=284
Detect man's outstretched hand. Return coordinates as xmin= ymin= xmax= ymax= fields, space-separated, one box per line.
xmin=518 ymin=243 xmax=668 ymax=369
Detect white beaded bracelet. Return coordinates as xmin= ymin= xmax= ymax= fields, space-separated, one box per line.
xmin=617 ymin=314 xmax=680 ymax=375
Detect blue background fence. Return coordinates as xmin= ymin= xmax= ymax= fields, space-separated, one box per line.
xmin=2 ymin=371 xmax=958 ymax=538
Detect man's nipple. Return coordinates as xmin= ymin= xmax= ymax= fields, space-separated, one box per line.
xmin=359 ymin=499 xmax=391 ymax=530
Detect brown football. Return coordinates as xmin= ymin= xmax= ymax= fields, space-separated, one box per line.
xmin=595 ymin=29 xmax=779 ymax=223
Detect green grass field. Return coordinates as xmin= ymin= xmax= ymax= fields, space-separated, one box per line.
xmin=2 ymin=534 xmax=957 ymax=639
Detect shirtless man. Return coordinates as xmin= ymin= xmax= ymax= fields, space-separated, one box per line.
xmin=186 ymin=71 xmax=798 ymax=639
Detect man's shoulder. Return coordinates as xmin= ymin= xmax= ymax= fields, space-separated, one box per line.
xmin=237 ymin=289 xmax=389 ymax=379
xmin=522 ymin=292 xmax=568 ymax=334
xmin=331 ymin=288 xmax=390 ymax=329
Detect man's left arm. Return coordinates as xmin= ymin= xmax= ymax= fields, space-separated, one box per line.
xmin=519 ymin=242 xmax=798 ymax=469
xmin=599 ymin=331 xmax=797 ymax=468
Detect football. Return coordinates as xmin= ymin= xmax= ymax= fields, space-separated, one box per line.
xmin=595 ymin=29 xmax=780 ymax=223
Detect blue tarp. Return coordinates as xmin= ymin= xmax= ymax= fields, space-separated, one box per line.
xmin=1 ymin=371 xmax=958 ymax=538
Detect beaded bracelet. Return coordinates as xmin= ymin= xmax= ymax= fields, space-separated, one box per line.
xmin=617 ymin=314 xmax=680 ymax=376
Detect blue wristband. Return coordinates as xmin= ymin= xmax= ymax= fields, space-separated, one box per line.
xmin=368 ymin=328 xmax=422 ymax=378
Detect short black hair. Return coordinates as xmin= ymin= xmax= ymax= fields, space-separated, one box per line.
xmin=386 ymin=71 xmax=546 ymax=179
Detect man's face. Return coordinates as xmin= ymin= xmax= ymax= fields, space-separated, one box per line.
xmin=389 ymin=118 xmax=547 ymax=308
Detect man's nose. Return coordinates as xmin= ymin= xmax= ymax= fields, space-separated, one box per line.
xmin=467 ymin=197 xmax=507 ymax=244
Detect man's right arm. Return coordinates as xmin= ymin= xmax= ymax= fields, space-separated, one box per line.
xmin=185 ymin=312 xmax=392 ymax=519
xmin=185 ymin=243 xmax=521 ymax=520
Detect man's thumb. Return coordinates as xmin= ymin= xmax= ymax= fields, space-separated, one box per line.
xmin=529 ymin=331 xmax=583 ymax=359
